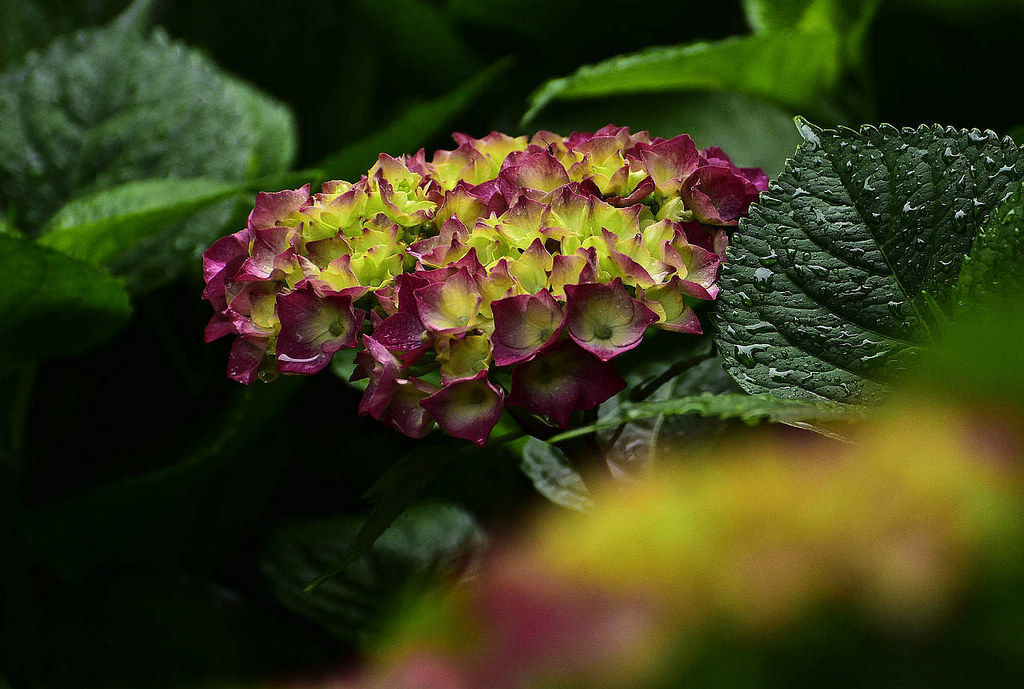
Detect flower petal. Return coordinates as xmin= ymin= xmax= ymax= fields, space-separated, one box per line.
xmin=276 ymin=283 xmax=364 ymax=374
xmin=680 ymin=166 xmax=761 ymax=226
xmin=507 ymin=340 xmax=625 ymax=428
xmin=247 ymin=185 xmax=310 ymax=230
xmin=565 ymin=279 xmax=659 ymax=361
xmin=420 ymin=370 xmax=504 ymax=446
xmin=491 ymin=290 xmax=565 ymax=366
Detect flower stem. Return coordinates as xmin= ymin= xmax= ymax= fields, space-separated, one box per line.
xmin=628 ymin=344 xmax=716 ymax=402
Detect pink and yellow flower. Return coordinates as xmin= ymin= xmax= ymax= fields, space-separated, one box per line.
xmin=202 ymin=126 xmax=766 ymax=443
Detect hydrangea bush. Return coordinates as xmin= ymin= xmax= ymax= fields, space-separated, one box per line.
xmin=202 ymin=125 xmax=767 ymax=445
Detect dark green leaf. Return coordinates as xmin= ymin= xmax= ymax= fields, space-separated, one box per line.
xmin=621 ymin=354 xmax=745 ymax=470
xmin=350 ymin=0 xmax=480 ymax=85
xmin=0 ymin=210 xmax=16 ymax=236
xmin=0 ymin=234 xmax=130 ymax=374
xmin=317 ymin=58 xmax=512 ymax=180
xmin=916 ymin=298 xmax=1024 ymax=414
xmin=37 ymin=177 xmax=240 ymax=266
xmin=0 ymin=12 xmax=296 ymax=289
xmin=262 ymin=503 xmax=484 ymax=643
xmin=330 ymin=347 xmax=368 ymax=391
xmin=715 ymin=120 xmax=1023 ymax=403
xmin=550 ymin=392 xmax=864 ymax=443
xmin=519 ymin=437 xmax=593 ymax=511
xmin=522 ymin=1 xmax=840 ymax=124
xmin=223 ymin=74 xmax=299 ymax=180
xmin=954 ymin=179 xmax=1024 ymax=311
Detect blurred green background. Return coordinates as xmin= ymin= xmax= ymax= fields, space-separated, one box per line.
xmin=2 ymin=0 xmax=1024 ymax=687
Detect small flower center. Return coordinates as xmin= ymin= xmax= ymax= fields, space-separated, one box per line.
xmin=593 ymin=323 xmax=613 ymax=340
xmin=329 ymin=319 xmax=347 ymax=337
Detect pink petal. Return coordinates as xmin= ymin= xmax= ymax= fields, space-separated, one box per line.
xmin=491 ymin=290 xmax=565 ymax=366
xmin=247 ymin=185 xmax=310 ymax=230
xmin=564 ymin=279 xmax=659 ymax=361
xmin=507 ymin=340 xmax=625 ymax=428
xmin=680 ymin=166 xmax=761 ymax=226
xmin=276 ymin=284 xmax=363 ymax=374
xmin=419 ymin=370 xmax=504 ymax=446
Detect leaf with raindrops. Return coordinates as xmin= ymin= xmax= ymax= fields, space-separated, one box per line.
xmin=954 ymin=179 xmax=1024 ymax=311
xmin=715 ymin=119 xmax=1024 ymax=403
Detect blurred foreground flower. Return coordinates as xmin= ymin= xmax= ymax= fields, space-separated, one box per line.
xmin=315 ymin=400 xmax=1023 ymax=689
xmin=202 ymin=126 xmax=767 ymax=443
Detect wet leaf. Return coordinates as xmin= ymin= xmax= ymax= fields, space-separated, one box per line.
xmin=550 ymin=392 xmax=862 ymax=443
xmin=715 ymin=119 xmax=1023 ymax=402
xmin=955 ymin=179 xmax=1024 ymax=311
xmin=0 ymin=9 xmax=296 ymax=289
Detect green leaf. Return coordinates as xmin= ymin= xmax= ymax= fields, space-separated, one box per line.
xmin=715 ymin=120 xmax=1024 ymax=403
xmin=37 ymin=177 xmax=240 ymax=266
xmin=0 ymin=234 xmax=130 ymax=375
xmin=317 ymin=57 xmax=512 ymax=180
xmin=954 ymin=179 xmax=1024 ymax=311
xmin=0 ymin=13 xmax=296 ymax=289
xmin=0 ymin=209 xmax=16 ymax=236
xmin=522 ymin=0 xmax=840 ymax=125
xmin=223 ymin=75 xmax=299 ymax=180
xmin=916 ymin=297 xmax=1024 ymax=414
xmin=548 ymin=392 xmax=864 ymax=443
xmin=519 ymin=437 xmax=593 ymax=511
xmin=741 ymin=0 xmax=880 ymax=66
xmin=261 ymin=503 xmax=484 ymax=644
xmin=330 ymin=347 xmax=368 ymax=391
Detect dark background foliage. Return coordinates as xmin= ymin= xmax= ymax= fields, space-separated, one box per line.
xmin=2 ymin=0 xmax=1024 ymax=687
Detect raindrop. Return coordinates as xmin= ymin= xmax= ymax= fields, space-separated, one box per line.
xmin=734 ymin=344 xmax=767 ymax=368
xmin=807 ymin=264 xmax=828 ymax=278
xmin=753 ymin=267 xmax=774 ymax=291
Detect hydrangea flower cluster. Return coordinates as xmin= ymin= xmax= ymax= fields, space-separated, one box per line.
xmin=203 ymin=125 xmax=767 ymax=444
